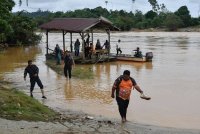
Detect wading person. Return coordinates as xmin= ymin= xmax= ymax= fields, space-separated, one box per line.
xmin=64 ymin=52 xmax=75 ymax=79
xmin=24 ymin=60 xmax=46 ymax=99
xmin=111 ymin=70 xmax=150 ymax=122
xmin=54 ymin=44 xmax=62 ymax=65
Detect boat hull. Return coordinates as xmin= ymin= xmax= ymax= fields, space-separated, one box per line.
xmin=116 ymin=56 xmax=148 ymax=62
xmin=111 ymin=53 xmax=153 ymax=62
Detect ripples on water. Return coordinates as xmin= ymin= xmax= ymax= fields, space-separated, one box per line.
xmin=0 ymin=32 xmax=200 ymax=129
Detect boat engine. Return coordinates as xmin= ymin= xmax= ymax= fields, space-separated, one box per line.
xmin=146 ymin=52 xmax=153 ymax=61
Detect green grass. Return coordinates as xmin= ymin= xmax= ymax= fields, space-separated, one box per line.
xmin=46 ymin=59 xmax=94 ymax=79
xmin=0 ymin=85 xmax=57 ymax=121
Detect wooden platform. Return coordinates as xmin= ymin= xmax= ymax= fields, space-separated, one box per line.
xmin=46 ymin=53 xmax=116 ymax=64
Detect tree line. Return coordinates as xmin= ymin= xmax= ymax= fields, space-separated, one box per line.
xmin=22 ymin=6 xmax=200 ymax=32
xmin=0 ymin=0 xmax=41 ymax=46
xmin=1 ymin=0 xmax=200 ymax=46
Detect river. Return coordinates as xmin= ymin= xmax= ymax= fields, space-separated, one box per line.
xmin=0 ymin=32 xmax=200 ymax=130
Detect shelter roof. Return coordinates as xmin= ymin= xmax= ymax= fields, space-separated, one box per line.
xmin=39 ymin=16 xmax=119 ymax=32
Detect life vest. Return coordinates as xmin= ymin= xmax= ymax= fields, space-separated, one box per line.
xmin=118 ymin=79 xmax=133 ymax=100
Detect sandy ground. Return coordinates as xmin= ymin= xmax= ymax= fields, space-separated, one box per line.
xmin=0 ymin=110 xmax=200 ymax=134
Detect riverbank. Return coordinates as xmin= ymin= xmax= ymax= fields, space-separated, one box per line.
xmin=0 ymin=73 xmax=200 ymax=133
xmin=0 ymin=71 xmax=199 ymax=134
xmin=1 ymin=112 xmax=200 ymax=134
xmin=131 ymin=26 xmax=200 ymax=32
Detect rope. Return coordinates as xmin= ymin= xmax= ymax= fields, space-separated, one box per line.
xmin=94 ymin=55 xmax=103 ymax=64
xmin=22 ymin=88 xmax=62 ymax=94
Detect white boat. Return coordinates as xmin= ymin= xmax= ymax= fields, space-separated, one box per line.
xmin=111 ymin=52 xmax=153 ymax=62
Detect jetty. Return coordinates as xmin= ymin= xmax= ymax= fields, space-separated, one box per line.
xmin=40 ymin=16 xmax=119 ymax=64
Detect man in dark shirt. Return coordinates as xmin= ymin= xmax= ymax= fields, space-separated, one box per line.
xmin=64 ymin=53 xmax=75 ymax=79
xmin=24 ymin=60 xmax=46 ymax=98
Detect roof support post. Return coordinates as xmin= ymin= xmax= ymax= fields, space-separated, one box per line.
xmin=106 ymin=29 xmax=111 ymax=55
xmin=70 ymin=32 xmax=73 ymax=52
xmin=62 ymin=30 xmax=65 ymax=52
xmin=80 ymin=33 xmax=85 ymax=60
xmin=46 ymin=30 xmax=49 ymax=55
xmin=91 ymin=29 xmax=94 ymax=45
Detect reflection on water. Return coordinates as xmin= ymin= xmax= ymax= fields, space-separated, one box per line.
xmin=1 ymin=32 xmax=200 ymax=129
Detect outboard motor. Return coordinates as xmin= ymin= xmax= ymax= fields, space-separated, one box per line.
xmin=146 ymin=52 xmax=153 ymax=61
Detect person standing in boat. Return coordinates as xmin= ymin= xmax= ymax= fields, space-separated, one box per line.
xmin=111 ymin=70 xmax=150 ymax=122
xmin=116 ymin=39 xmax=122 ymax=55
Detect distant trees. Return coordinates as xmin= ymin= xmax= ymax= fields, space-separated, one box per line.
xmin=145 ymin=10 xmax=157 ymax=19
xmin=19 ymin=5 xmax=199 ymax=31
xmin=15 ymin=5 xmax=200 ymax=32
xmin=0 ymin=0 xmax=15 ymax=43
xmin=15 ymin=0 xmax=200 ymax=32
xmin=0 ymin=0 xmax=40 ymax=45
xmin=175 ymin=6 xmax=191 ymax=27
xmin=164 ymin=13 xmax=183 ymax=31
xmin=7 ymin=12 xmax=41 ymax=45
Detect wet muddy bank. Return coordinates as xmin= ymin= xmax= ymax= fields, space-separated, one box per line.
xmin=1 ymin=112 xmax=200 ymax=134
xmin=1 ymin=79 xmax=199 ymax=134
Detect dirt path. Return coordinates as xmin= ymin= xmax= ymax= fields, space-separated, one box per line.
xmin=1 ymin=111 xmax=200 ymax=134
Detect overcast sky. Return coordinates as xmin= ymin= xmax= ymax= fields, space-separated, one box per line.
xmin=12 ymin=0 xmax=200 ymax=17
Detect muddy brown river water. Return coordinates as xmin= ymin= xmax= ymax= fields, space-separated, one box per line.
xmin=0 ymin=32 xmax=200 ymax=129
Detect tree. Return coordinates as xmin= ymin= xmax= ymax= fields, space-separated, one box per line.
xmin=164 ymin=13 xmax=183 ymax=31
xmin=148 ymin=0 xmax=159 ymax=11
xmin=190 ymin=18 xmax=199 ymax=26
xmin=0 ymin=19 xmax=13 ymax=43
xmin=175 ymin=6 xmax=191 ymax=27
xmin=145 ymin=10 xmax=157 ymax=19
xmin=1 ymin=0 xmax=41 ymax=45
xmin=151 ymin=17 xmax=162 ymax=28
xmin=7 ymin=12 xmax=41 ymax=45
xmin=134 ymin=10 xmax=143 ymax=23
xmin=0 ymin=0 xmax=15 ymax=43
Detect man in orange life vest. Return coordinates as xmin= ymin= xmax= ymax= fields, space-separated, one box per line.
xmin=111 ymin=70 xmax=145 ymax=122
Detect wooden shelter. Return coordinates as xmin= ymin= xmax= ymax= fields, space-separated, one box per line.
xmin=39 ymin=16 xmax=119 ymax=60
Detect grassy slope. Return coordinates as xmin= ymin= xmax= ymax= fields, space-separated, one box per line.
xmin=0 ymin=83 xmax=57 ymax=121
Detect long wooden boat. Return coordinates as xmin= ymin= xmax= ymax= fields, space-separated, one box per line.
xmin=110 ymin=52 xmax=153 ymax=62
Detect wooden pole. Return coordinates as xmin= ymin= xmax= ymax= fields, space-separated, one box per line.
xmin=106 ymin=29 xmax=111 ymax=55
xmin=70 ymin=32 xmax=73 ymax=52
xmin=91 ymin=30 xmax=94 ymax=45
xmin=80 ymin=33 xmax=85 ymax=60
xmin=46 ymin=30 xmax=49 ymax=55
xmin=62 ymin=30 xmax=65 ymax=52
